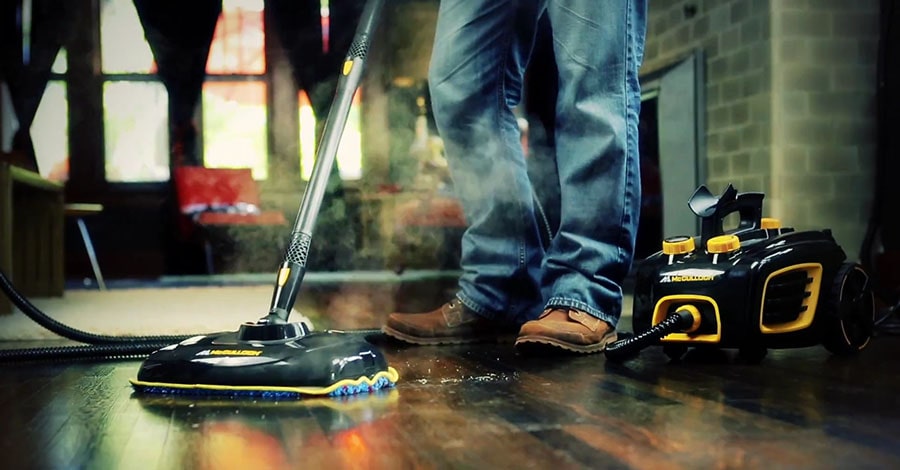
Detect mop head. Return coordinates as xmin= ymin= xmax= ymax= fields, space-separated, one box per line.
xmin=129 ymin=330 xmax=399 ymax=399
xmin=129 ymin=366 xmax=399 ymax=398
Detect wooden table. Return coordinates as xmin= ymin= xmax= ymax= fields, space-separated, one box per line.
xmin=0 ymin=162 xmax=65 ymax=314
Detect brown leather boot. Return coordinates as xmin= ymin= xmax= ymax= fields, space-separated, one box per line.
xmin=382 ymin=299 xmax=518 ymax=345
xmin=515 ymin=308 xmax=617 ymax=353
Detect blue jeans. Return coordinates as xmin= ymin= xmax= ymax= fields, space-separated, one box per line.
xmin=428 ymin=0 xmax=647 ymax=327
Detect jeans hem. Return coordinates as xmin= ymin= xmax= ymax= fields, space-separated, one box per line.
xmin=546 ymin=297 xmax=619 ymax=327
xmin=455 ymin=291 xmax=497 ymax=321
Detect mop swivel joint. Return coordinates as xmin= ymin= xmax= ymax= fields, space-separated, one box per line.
xmin=237 ymin=320 xmax=311 ymax=342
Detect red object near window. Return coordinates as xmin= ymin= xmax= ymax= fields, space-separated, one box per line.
xmin=174 ymin=166 xmax=260 ymax=214
xmin=173 ymin=166 xmax=286 ymax=226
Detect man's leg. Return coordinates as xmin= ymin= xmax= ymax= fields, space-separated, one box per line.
xmin=383 ymin=0 xmax=547 ymax=344
xmin=517 ymin=0 xmax=648 ymax=353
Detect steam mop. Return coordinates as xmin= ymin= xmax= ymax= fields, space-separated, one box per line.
xmin=129 ymin=0 xmax=398 ymax=397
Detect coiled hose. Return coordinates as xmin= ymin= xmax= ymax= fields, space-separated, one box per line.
xmin=0 ymin=268 xmax=196 ymax=362
xmin=605 ymin=309 xmax=696 ymax=362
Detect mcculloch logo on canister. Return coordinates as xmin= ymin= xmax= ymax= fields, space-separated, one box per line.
xmin=659 ymin=268 xmax=724 ymax=283
xmin=662 ymin=275 xmax=718 ymax=282
xmin=196 ymin=349 xmax=263 ymax=356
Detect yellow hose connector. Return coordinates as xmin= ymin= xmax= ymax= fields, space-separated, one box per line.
xmin=678 ymin=305 xmax=703 ymax=333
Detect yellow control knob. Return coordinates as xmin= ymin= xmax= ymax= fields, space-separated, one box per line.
xmin=707 ymin=234 xmax=741 ymax=254
xmin=761 ymin=217 xmax=782 ymax=229
xmin=662 ymin=236 xmax=696 ymax=255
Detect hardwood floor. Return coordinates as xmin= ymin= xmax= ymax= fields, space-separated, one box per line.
xmin=1 ymin=285 xmax=899 ymax=469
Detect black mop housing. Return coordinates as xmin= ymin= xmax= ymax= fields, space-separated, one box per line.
xmin=131 ymin=329 xmax=398 ymax=397
xmin=131 ymin=0 xmax=397 ymax=398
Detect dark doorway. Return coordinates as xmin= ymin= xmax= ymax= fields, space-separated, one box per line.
xmin=636 ymin=97 xmax=662 ymax=260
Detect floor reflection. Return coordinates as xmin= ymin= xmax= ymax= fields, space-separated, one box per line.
xmin=134 ymin=389 xmax=400 ymax=469
xmin=1 ymin=277 xmax=900 ymax=469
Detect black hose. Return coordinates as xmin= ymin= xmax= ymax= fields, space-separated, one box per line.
xmin=0 ymin=267 xmax=202 ymax=363
xmin=0 ymin=342 xmax=175 ymax=362
xmin=0 ymin=268 xmax=193 ymax=345
xmin=605 ymin=309 xmax=696 ymax=362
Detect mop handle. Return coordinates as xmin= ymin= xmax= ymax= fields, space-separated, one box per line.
xmin=294 ymin=0 xmax=385 ymax=237
xmin=267 ymin=0 xmax=385 ymax=323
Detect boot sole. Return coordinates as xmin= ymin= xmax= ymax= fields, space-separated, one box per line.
xmin=514 ymin=333 xmax=618 ymax=354
xmin=382 ymin=325 xmax=516 ymax=346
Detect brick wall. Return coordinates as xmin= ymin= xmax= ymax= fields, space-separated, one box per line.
xmin=769 ymin=0 xmax=879 ymax=253
xmin=643 ymin=0 xmax=879 ymax=254
xmin=644 ymin=0 xmax=773 ymax=195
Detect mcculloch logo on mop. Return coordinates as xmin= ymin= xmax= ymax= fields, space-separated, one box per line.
xmin=196 ymin=349 xmax=263 ymax=357
xmin=660 ymin=268 xmax=725 ymax=283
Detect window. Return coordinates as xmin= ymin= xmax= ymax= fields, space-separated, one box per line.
xmin=102 ymin=81 xmax=170 ymax=182
xmin=298 ymin=89 xmax=363 ymax=181
xmin=297 ymin=0 xmax=364 ymax=182
xmin=100 ymin=0 xmax=156 ymax=75
xmin=202 ymin=0 xmax=268 ymax=180
xmin=321 ymin=0 xmax=330 ymax=53
xmin=202 ymin=81 xmax=267 ymax=179
xmin=100 ymin=0 xmax=169 ymax=183
xmin=3 ymin=50 xmax=68 ymax=182
xmin=23 ymin=0 xmax=366 ymax=187
xmin=31 ymin=50 xmax=69 ymax=182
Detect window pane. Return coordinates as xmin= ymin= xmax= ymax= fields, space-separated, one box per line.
xmin=32 ymin=81 xmax=68 ymax=182
xmin=103 ymin=82 xmax=169 ymax=182
xmin=298 ymin=90 xmax=317 ymax=180
xmin=207 ymin=0 xmax=265 ymax=75
xmin=203 ymin=81 xmax=267 ymax=179
xmin=321 ymin=0 xmax=330 ymax=53
xmin=298 ymin=90 xmax=362 ymax=181
xmin=51 ymin=49 xmax=67 ymax=74
xmin=101 ymin=0 xmax=156 ymax=74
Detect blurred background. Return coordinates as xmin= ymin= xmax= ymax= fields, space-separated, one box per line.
xmin=0 ymin=0 xmax=896 ymax=310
